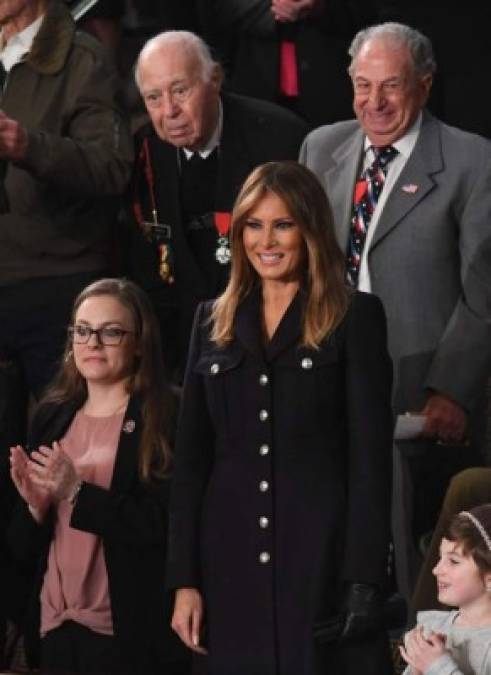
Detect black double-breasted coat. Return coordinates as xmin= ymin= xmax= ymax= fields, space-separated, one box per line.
xmin=167 ymin=289 xmax=393 ymax=674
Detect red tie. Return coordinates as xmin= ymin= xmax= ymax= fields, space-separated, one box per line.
xmin=279 ymin=40 xmax=299 ymax=97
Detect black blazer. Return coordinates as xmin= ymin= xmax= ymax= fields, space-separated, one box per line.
xmin=167 ymin=290 xmax=393 ymax=675
xmin=7 ymin=395 xmax=189 ymax=674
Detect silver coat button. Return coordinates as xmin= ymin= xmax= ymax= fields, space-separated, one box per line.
xmin=259 ymin=444 xmax=270 ymax=456
xmin=259 ymin=409 xmax=269 ymax=422
xmin=301 ymin=357 xmax=313 ymax=369
xmin=210 ymin=363 xmax=220 ymax=375
xmin=259 ymin=516 xmax=269 ymax=529
xmin=259 ymin=480 xmax=269 ymax=492
xmin=259 ymin=552 xmax=270 ymax=564
xmin=259 ymin=373 xmax=269 ymax=386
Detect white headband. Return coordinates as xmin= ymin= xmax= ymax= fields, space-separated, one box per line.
xmin=460 ymin=511 xmax=491 ymax=552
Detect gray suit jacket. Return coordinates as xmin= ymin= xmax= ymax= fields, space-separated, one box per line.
xmin=300 ymin=112 xmax=491 ymax=415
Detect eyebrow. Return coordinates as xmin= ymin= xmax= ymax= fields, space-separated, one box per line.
xmin=246 ymin=216 xmax=294 ymax=222
xmin=354 ymin=75 xmax=403 ymax=84
xmin=76 ymin=320 xmax=125 ymax=327
xmin=440 ymin=545 xmax=462 ymax=556
xmin=143 ymin=78 xmax=190 ymax=92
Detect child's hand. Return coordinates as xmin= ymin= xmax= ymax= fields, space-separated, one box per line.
xmin=400 ymin=625 xmax=447 ymax=672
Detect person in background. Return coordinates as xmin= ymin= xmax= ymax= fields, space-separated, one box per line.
xmin=300 ymin=21 xmax=491 ymax=599
xmin=198 ymin=0 xmax=378 ymax=127
xmin=0 ymin=0 xmax=133 ymax=424
xmin=8 ymin=278 xmax=189 ymax=675
xmin=167 ymin=161 xmax=393 ymax=675
xmin=128 ymin=30 xmax=308 ymax=381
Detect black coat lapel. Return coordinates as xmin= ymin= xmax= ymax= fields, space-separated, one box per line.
xmin=265 ymin=291 xmax=304 ymax=362
xmin=110 ymin=395 xmax=141 ymax=493
xmin=235 ymin=288 xmax=304 ymax=363
xmin=28 ymin=400 xmax=80 ymax=450
xmin=234 ymin=288 xmax=265 ymax=361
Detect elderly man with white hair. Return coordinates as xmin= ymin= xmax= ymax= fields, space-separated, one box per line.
xmin=129 ymin=30 xmax=308 ymax=380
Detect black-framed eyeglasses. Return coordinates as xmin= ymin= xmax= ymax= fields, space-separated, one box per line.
xmin=68 ymin=325 xmax=134 ymax=346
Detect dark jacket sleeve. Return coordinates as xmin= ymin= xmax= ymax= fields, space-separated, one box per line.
xmin=342 ymin=292 xmax=394 ymax=586
xmin=17 ymin=37 xmax=133 ymax=197
xmin=7 ymin=500 xmax=53 ymax=567
xmin=69 ymin=477 xmax=170 ymax=548
xmin=166 ymin=303 xmax=215 ymax=589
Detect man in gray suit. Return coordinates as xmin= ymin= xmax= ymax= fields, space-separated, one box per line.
xmin=300 ymin=22 xmax=491 ymax=597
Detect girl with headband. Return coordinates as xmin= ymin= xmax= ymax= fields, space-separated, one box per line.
xmin=401 ymin=504 xmax=491 ymax=674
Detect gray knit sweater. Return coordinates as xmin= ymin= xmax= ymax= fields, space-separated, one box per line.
xmin=403 ymin=610 xmax=491 ymax=675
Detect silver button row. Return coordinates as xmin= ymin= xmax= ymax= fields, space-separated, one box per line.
xmin=259 ymin=516 xmax=269 ymax=528
xmin=259 ymin=409 xmax=269 ymax=422
xmin=212 ymin=361 xmax=312 ymax=376
xmin=259 ymin=444 xmax=269 ymax=456
xmin=259 ymin=551 xmax=270 ymax=564
xmin=259 ymin=480 xmax=269 ymax=492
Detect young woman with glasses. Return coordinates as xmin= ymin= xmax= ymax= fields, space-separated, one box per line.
xmin=8 ymin=278 xmax=189 ymax=675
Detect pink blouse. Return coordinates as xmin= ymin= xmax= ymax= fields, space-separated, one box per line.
xmin=40 ymin=410 xmax=124 ymax=636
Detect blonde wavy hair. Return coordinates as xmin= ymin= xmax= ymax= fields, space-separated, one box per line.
xmin=211 ymin=161 xmax=351 ymax=348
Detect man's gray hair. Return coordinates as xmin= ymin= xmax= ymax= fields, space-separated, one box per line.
xmin=135 ymin=30 xmax=218 ymax=91
xmin=348 ymin=23 xmax=437 ymax=77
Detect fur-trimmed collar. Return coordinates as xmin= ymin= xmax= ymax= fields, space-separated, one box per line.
xmin=26 ymin=0 xmax=75 ymax=75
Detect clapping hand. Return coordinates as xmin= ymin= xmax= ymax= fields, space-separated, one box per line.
xmin=400 ymin=625 xmax=447 ymax=673
xmin=10 ymin=444 xmax=51 ymax=521
xmin=28 ymin=441 xmax=80 ymax=503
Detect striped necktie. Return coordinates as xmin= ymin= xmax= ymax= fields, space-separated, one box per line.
xmin=347 ymin=145 xmax=398 ymax=287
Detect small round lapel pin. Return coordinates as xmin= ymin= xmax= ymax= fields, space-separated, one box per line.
xmin=123 ymin=419 xmax=135 ymax=433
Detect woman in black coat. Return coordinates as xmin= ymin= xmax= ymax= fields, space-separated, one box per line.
xmin=168 ymin=161 xmax=394 ymax=675
xmin=8 ymin=279 xmax=189 ymax=674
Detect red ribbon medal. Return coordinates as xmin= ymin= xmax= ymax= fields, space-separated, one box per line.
xmin=214 ymin=211 xmax=232 ymax=264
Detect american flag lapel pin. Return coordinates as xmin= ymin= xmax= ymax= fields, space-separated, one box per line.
xmin=402 ymin=183 xmax=419 ymax=194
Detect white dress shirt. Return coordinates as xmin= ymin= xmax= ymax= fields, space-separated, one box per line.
xmin=357 ymin=113 xmax=422 ymax=292
xmin=1 ymin=14 xmax=44 ymax=71
xmin=183 ymin=100 xmax=223 ymax=160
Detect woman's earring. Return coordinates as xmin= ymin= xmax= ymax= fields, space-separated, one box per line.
xmin=64 ymin=350 xmax=73 ymax=363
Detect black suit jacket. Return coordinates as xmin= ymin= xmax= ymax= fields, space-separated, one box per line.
xmin=7 ymin=396 xmax=188 ymax=674
xmin=127 ymin=93 xmax=308 ymax=376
